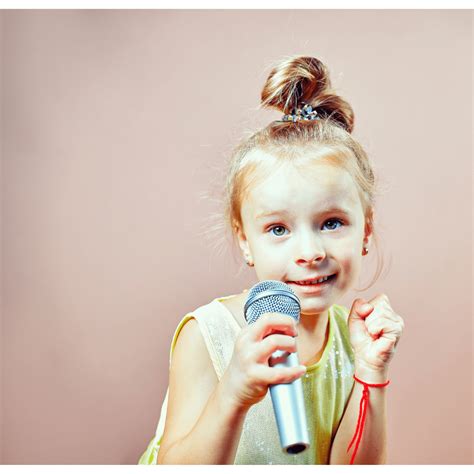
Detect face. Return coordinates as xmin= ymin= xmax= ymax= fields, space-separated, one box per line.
xmin=237 ymin=152 xmax=372 ymax=317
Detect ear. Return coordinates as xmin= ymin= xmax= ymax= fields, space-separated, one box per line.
xmin=364 ymin=207 xmax=374 ymax=248
xmin=234 ymin=220 xmax=252 ymax=260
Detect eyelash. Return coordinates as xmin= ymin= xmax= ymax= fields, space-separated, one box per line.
xmin=267 ymin=218 xmax=345 ymax=237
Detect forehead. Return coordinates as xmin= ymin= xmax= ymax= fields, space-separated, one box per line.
xmin=244 ymin=159 xmax=360 ymax=212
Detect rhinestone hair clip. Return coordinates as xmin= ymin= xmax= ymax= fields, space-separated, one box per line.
xmin=279 ymin=102 xmax=319 ymax=122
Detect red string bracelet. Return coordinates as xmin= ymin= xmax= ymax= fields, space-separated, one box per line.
xmin=346 ymin=373 xmax=390 ymax=465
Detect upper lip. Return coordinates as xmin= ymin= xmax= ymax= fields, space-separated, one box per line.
xmin=288 ymin=274 xmax=336 ymax=283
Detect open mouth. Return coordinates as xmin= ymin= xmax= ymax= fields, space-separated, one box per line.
xmin=288 ymin=274 xmax=337 ymax=287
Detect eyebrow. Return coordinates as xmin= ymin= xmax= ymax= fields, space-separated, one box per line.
xmin=255 ymin=206 xmax=351 ymax=220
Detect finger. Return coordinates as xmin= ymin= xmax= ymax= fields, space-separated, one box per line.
xmin=356 ymin=301 xmax=375 ymax=317
xmin=256 ymin=363 xmax=306 ymax=385
xmin=349 ymin=299 xmax=372 ymax=326
xmin=363 ymin=297 xmax=393 ymax=318
xmin=252 ymin=313 xmax=297 ymax=341
xmin=348 ymin=299 xmax=371 ymax=339
xmin=365 ymin=316 xmax=394 ymax=337
xmin=366 ymin=318 xmax=401 ymax=340
xmin=365 ymin=306 xmax=400 ymax=325
xmin=370 ymin=299 xmax=399 ymax=318
xmin=366 ymin=294 xmax=391 ymax=308
xmin=374 ymin=333 xmax=397 ymax=354
xmin=255 ymin=333 xmax=298 ymax=363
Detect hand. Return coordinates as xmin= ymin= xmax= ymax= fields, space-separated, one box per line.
xmin=347 ymin=294 xmax=404 ymax=376
xmin=221 ymin=313 xmax=306 ymax=411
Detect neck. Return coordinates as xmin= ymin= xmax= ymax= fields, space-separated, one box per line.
xmin=298 ymin=308 xmax=330 ymax=339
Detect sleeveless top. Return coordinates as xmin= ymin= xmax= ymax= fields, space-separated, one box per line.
xmin=138 ymin=292 xmax=355 ymax=465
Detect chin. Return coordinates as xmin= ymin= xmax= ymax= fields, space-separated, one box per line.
xmin=299 ymin=297 xmax=331 ymax=308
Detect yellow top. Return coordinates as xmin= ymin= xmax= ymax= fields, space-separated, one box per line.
xmin=138 ymin=292 xmax=355 ymax=465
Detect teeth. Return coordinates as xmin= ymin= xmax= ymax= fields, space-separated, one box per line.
xmin=296 ymin=276 xmax=330 ymax=285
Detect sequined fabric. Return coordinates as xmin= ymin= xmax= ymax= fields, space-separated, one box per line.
xmin=138 ymin=293 xmax=355 ymax=465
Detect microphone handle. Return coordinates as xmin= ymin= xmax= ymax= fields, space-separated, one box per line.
xmin=268 ymin=349 xmax=310 ymax=454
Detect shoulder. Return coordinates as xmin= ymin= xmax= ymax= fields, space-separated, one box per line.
xmin=170 ymin=316 xmax=218 ymax=385
xmin=173 ymin=317 xmax=202 ymax=352
xmin=169 ymin=299 xmax=221 ymax=350
xmin=170 ymin=295 xmax=236 ymax=366
xmin=171 ymin=300 xmax=219 ymax=360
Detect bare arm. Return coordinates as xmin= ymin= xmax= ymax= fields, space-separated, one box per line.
xmin=157 ymin=319 xmax=249 ymax=464
xmin=329 ymin=366 xmax=389 ymax=464
xmin=158 ymin=313 xmax=303 ymax=464
xmin=159 ymin=370 xmax=251 ymax=464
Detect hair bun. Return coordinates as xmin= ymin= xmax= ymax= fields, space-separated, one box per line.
xmin=260 ymin=55 xmax=354 ymax=133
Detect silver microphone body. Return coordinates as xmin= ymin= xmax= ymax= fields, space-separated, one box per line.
xmin=268 ymin=349 xmax=309 ymax=455
xmin=244 ymin=280 xmax=310 ymax=455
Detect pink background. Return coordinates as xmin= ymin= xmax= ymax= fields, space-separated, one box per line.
xmin=0 ymin=9 xmax=472 ymax=464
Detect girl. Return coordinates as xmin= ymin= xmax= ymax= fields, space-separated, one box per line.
xmin=138 ymin=55 xmax=404 ymax=465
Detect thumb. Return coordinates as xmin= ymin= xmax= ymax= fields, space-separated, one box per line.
xmin=349 ymin=298 xmax=374 ymax=319
xmin=347 ymin=298 xmax=373 ymax=336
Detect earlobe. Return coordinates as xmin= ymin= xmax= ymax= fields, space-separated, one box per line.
xmin=240 ymin=240 xmax=253 ymax=264
xmin=240 ymin=240 xmax=254 ymax=267
xmin=362 ymin=209 xmax=374 ymax=255
xmin=234 ymin=222 xmax=253 ymax=263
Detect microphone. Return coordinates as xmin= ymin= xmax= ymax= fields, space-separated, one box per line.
xmin=244 ymin=280 xmax=310 ymax=455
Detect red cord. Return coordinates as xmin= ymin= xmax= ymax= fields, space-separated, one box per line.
xmin=346 ymin=374 xmax=390 ymax=464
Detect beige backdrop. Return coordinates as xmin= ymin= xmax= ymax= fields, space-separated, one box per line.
xmin=0 ymin=9 xmax=472 ymax=465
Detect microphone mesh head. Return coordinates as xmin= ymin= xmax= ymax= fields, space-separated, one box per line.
xmin=244 ymin=280 xmax=301 ymax=325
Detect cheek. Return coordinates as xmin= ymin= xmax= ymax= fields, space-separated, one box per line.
xmin=251 ymin=240 xmax=273 ymax=261
xmin=335 ymin=246 xmax=363 ymax=282
xmin=252 ymin=242 xmax=290 ymax=279
xmin=335 ymin=242 xmax=358 ymax=263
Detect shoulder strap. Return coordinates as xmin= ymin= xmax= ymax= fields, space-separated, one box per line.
xmin=192 ymin=298 xmax=241 ymax=380
xmin=332 ymin=304 xmax=351 ymax=342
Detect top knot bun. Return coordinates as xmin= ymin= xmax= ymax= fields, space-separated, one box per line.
xmin=260 ymin=55 xmax=354 ymax=133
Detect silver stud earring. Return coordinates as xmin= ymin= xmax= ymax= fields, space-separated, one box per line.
xmin=362 ymin=246 xmax=369 ymax=255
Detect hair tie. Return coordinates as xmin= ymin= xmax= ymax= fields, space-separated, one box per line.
xmin=278 ymin=102 xmax=320 ymax=123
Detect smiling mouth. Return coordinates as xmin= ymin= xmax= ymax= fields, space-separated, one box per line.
xmin=288 ymin=274 xmax=337 ymax=285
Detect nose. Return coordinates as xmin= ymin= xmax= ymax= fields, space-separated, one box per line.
xmin=295 ymin=232 xmax=326 ymax=265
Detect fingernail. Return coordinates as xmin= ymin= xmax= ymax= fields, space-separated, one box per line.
xmin=361 ymin=303 xmax=372 ymax=312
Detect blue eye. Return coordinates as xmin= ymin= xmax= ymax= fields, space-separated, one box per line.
xmin=268 ymin=219 xmax=344 ymax=237
xmin=269 ymin=225 xmax=287 ymax=237
xmin=323 ymin=218 xmax=344 ymax=230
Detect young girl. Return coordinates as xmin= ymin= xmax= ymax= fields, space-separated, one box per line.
xmin=138 ymin=55 xmax=404 ymax=465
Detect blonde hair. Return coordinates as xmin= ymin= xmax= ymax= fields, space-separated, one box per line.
xmin=202 ymin=55 xmax=386 ymax=291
